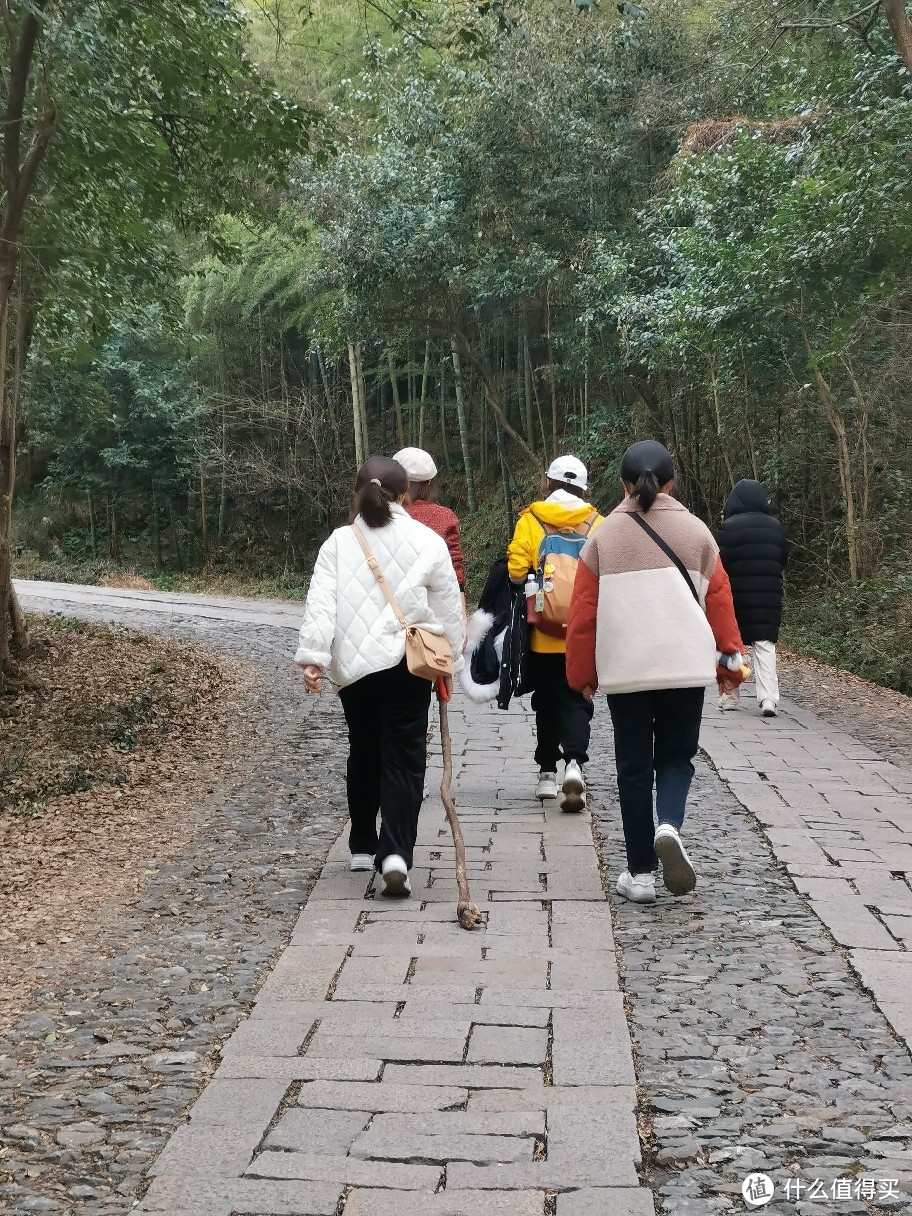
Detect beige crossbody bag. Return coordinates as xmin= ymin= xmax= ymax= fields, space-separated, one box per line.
xmin=351 ymin=524 xmax=454 ymax=682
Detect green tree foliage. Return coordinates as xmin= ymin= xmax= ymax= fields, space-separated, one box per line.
xmin=14 ymin=0 xmax=912 ymax=691
xmin=1 ymin=0 xmax=314 ymax=678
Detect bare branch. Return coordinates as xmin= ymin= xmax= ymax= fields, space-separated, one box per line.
xmin=779 ymin=0 xmax=881 ymax=32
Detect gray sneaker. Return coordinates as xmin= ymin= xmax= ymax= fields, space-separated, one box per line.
xmin=536 ymin=771 xmax=558 ymax=801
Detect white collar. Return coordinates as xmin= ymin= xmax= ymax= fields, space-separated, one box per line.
xmin=547 ymin=488 xmax=589 ymax=507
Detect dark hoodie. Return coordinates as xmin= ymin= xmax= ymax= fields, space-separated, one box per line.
xmin=716 ymin=480 xmax=789 ymax=643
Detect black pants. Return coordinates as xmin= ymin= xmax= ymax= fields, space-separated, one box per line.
xmin=607 ymin=687 xmax=705 ymax=875
xmin=339 ymin=659 xmax=432 ymax=870
xmin=528 ymin=650 xmax=594 ymax=771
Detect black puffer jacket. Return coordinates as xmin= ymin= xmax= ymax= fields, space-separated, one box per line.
xmin=716 ymin=481 xmax=789 ymax=643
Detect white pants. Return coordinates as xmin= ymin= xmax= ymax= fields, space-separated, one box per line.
xmin=750 ymin=640 xmax=780 ymax=706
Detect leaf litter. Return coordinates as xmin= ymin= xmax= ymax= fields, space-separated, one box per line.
xmin=0 ymin=614 xmax=259 ymax=1035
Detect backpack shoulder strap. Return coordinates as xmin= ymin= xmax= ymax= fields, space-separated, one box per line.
xmin=579 ymin=509 xmax=599 ymax=537
xmin=529 ymin=511 xmax=557 ymax=536
xmin=628 ymin=513 xmax=700 ymax=603
xmin=350 ymin=523 xmax=408 ymax=629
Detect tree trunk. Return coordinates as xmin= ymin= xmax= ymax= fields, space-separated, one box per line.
xmin=546 ymin=285 xmax=558 ymax=457
xmin=347 ymin=339 xmax=367 ymax=467
xmin=387 ymin=349 xmax=405 ymax=447
xmin=494 ymin=411 xmax=513 ymax=541
xmin=199 ymin=462 xmax=209 ymax=561
xmin=151 ymin=492 xmax=162 ymax=569
xmin=418 ymin=340 xmax=430 ymax=449
xmin=802 ymin=340 xmax=861 ymax=581
xmin=0 ymin=3 xmax=56 ymax=678
xmin=884 ymin=0 xmax=912 ymax=71
xmin=450 ymin=336 xmax=476 ymax=511
xmin=88 ymin=491 xmax=97 ymax=558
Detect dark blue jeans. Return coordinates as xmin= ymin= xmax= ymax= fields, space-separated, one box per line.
xmin=606 ymin=687 xmax=705 ymax=874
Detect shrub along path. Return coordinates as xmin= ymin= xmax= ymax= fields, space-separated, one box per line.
xmin=6 ymin=580 xmax=912 ymax=1215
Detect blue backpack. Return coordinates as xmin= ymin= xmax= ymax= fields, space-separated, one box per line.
xmin=525 ymin=510 xmax=598 ymax=638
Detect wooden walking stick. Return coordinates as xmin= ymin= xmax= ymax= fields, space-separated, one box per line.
xmin=436 ymin=678 xmax=483 ymax=930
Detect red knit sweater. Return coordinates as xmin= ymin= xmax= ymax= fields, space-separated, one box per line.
xmin=405 ymin=500 xmax=466 ymax=589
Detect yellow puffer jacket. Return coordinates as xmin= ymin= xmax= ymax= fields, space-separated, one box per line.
xmin=507 ymin=498 xmax=604 ymax=654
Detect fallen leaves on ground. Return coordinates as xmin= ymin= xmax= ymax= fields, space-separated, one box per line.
xmin=0 ymin=614 xmax=259 ymax=1035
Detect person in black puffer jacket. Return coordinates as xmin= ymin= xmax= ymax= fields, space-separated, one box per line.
xmin=716 ymin=480 xmax=789 ymax=717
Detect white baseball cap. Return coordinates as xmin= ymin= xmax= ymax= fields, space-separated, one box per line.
xmin=393 ymin=447 xmax=438 ymax=482
xmin=546 ymin=455 xmax=588 ymax=491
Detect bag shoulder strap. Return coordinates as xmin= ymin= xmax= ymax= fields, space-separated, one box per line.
xmin=628 ymin=512 xmax=700 ymax=603
xmin=350 ymin=523 xmax=408 ymax=629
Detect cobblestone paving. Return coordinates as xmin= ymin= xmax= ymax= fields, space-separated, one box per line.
xmin=592 ymin=701 xmax=912 ymax=1216
xmin=1 ymin=605 xmax=348 ymax=1216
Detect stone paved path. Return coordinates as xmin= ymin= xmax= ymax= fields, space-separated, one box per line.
xmin=136 ymin=694 xmax=649 ymax=1216
xmin=13 ymin=581 xmax=912 ymax=1215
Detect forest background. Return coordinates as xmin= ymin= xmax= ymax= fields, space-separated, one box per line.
xmin=3 ymin=0 xmax=911 ymax=693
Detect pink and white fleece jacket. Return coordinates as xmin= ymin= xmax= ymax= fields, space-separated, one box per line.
xmin=566 ymin=494 xmax=743 ymax=696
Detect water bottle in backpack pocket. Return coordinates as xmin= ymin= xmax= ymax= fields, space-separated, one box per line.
xmin=524 ymin=511 xmax=598 ymax=638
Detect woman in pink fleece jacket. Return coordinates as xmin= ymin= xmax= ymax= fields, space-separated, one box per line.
xmin=565 ymin=441 xmax=743 ymax=904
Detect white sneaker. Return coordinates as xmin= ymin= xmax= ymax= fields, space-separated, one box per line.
xmin=760 ymin=700 xmax=778 ymax=718
xmin=380 ymin=854 xmax=411 ymax=898
xmin=536 ymin=771 xmax=558 ymax=801
xmin=616 ymin=870 xmax=656 ymax=903
xmin=560 ymin=760 xmax=586 ymax=813
xmin=718 ymin=692 xmax=740 ymax=711
xmin=653 ymin=824 xmax=697 ymax=895
xmin=350 ymin=853 xmax=374 ymax=872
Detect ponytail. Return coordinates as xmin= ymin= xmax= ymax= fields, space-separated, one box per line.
xmin=353 ymin=456 xmax=409 ymax=528
xmin=632 ymin=470 xmax=660 ymax=512
xmin=357 ymin=480 xmax=395 ymax=529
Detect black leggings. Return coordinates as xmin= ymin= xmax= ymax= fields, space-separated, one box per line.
xmin=528 ymin=650 xmax=594 ymax=770
xmin=339 ymin=659 xmax=432 ymax=870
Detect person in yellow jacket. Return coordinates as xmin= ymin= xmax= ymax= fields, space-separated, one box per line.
xmin=507 ymin=455 xmax=604 ymax=811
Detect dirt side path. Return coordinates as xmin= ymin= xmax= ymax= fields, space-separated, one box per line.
xmin=779 ymin=646 xmax=912 ymax=774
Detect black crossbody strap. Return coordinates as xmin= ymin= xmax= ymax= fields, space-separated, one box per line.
xmin=629 ymin=513 xmax=700 ymax=603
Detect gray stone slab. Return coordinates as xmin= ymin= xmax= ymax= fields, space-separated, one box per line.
xmin=548 ymin=1102 xmax=642 ymax=1168
xmin=307 ymin=1033 xmax=468 ymax=1062
xmin=349 ymin=1130 xmax=534 ymax=1163
xmin=343 ymin=1190 xmax=545 ymax=1216
xmin=809 ymin=899 xmax=900 ymax=950
xmin=468 ymin=1025 xmax=549 ymax=1066
xmin=552 ymin=1003 xmax=636 ymax=1086
xmin=246 ymin=1150 xmax=441 ymax=1189
xmin=557 ymin=1189 xmax=656 ymax=1216
xmin=367 ymin=1111 xmax=544 ymax=1136
xmin=296 ymin=1081 xmax=467 ymax=1111
xmin=398 ymin=1001 xmax=550 ymax=1027
xmin=148 ymin=1124 xmax=260 ymax=1178
xmin=382 ymin=1064 xmax=543 ymax=1088
xmin=265 ymin=1108 xmax=371 ymax=1155
xmin=468 ymin=1086 xmax=637 ymax=1112
xmin=217 ymin=1055 xmax=383 ymax=1081
xmin=139 ymin=1176 xmax=343 ymax=1214
xmin=187 ymin=1077 xmax=287 ymax=1127
xmin=449 ymin=1159 xmax=640 ymax=1189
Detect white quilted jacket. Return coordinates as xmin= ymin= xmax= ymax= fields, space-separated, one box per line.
xmin=294 ymin=504 xmax=465 ymax=690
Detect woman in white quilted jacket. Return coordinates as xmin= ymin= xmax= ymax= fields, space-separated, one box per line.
xmin=295 ymin=456 xmax=464 ymax=897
